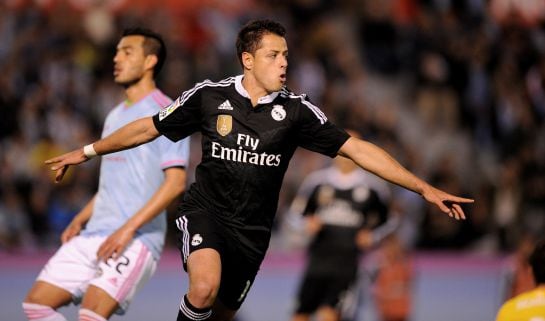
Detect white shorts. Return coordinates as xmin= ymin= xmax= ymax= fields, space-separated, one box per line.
xmin=37 ymin=235 xmax=157 ymax=315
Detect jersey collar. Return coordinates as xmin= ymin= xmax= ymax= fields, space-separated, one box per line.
xmin=235 ymin=75 xmax=279 ymax=104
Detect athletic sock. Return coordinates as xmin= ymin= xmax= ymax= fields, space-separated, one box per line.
xmin=79 ymin=308 xmax=107 ymax=321
xmin=177 ymin=295 xmax=212 ymax=321
xmin=22 ymin=303 xmax=68 ymax=321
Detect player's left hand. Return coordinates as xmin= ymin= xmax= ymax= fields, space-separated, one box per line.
xmin=97 ymin=226 xmax=136 ymax=262
xmin=421 ymin=185 xmax=474 ymax=220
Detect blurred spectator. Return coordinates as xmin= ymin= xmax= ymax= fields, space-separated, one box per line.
xmin=502 ymin=234 xmax=537 ymax=300
xmin=492 ymin=159 xmax=522 ymax=251
xmin=0 ymin=187 xmax=33 ymax=250
xmin=373 ymin=234 xmax=414 ymax=321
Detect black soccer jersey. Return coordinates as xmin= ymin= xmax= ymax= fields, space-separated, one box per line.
xmin=152 ymin=75 xmax=349 ymax=262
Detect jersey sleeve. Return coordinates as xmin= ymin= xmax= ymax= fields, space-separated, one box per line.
xmin=295 ymin=96 xmax=350 ymax=157
xmin=152 ymin=85 xmax=203 ymax=142
xmin=156 ymin=134 xmax=191 ymax=170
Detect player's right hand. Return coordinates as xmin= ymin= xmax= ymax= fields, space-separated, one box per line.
xmin=45 ymin=148 xmax=89 ymax=183
xmin=61 ymin=221 xmax=83 ymax=243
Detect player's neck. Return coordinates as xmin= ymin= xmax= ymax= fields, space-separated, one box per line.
xmin=124 ymin=78 xmax=156 ymax=105
xmin=241 ymin=74 xmax=269 ymax=107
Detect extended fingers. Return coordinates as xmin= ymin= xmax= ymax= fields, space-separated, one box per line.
xmin=98 ymin=243 xmax=114 ymax=261
xmin=452 ymin=203 xmax=466 ymax=220
xmin=54 ymin=166 xmax=68 ymax=183
xmin=44 ymin=156 xmax=62 ymax=164
xmin=444 ymin=202 xmax=466 ymax=220
xmin=455 ymin=196 xmax=474 ymax=203
xmin=440 ymin=200 xmax=467 ymax=220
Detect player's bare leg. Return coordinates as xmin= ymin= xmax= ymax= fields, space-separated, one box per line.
xmin=178 ymin=248 xmax=221 ymax=320
xmin=187 ymin=248 xmax=221 ymax=307
xmin=80 ymin=285 xmax=119 ymax=320
xmin=25 ymin=281 xmax=72 ymax=308
xmin=23 ymin=281 xmax=72 ymax=320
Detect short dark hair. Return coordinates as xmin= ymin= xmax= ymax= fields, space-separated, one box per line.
xmin=530 ymin=239 xmax=545 ymax=284
xmin=122 ymin=27 xmax=166 ymax=77
xmin=236 ymin=19 xmax=286 ymax=67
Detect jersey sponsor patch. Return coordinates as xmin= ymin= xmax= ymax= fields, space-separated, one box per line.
xmin=158 ymin=98 xmax=181 ymax=121
xmin=217 ymin=115 xmax=232 ymax=136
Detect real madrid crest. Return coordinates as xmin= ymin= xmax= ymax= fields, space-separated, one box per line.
xmin=217 ymin=115 xmax=232 ymax=136
xmin=271 ymin=104 xmax=286 ymax=121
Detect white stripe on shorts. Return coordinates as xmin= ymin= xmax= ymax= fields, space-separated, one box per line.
xmin=176 ymin=216 xmax=190 ymax=263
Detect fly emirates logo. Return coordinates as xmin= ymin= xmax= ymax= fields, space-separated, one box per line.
xmin=211 ymin=134 xmax=281 ymax=167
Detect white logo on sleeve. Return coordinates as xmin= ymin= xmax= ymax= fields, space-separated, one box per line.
xmin=191 ymin=234 xmax=203 ymax=246
xmin=218 ymin=100 xmax=233 ymax=110
xmin=159 ymin=99 xmax=181 ymax=121
xmin=271 ymin=105 xmax=286 ymax=121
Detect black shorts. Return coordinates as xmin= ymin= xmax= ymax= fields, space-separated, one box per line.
xmin=294 ymin=273 xmax=356 ymax=314
xmin=175 ymin=211 xmax=261 ymax=310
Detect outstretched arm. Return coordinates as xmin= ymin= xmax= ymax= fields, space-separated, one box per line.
xmin=45 ymin=117 xmax=159 ymax=182
xmin=338 ymin=137 xmax=474 ymax=220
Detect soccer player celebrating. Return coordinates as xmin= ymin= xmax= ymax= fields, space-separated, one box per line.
xmin=23 ymin=28 xmax=190 ymax=321
xmin=44 ymin=20 xmax=473 ymax=321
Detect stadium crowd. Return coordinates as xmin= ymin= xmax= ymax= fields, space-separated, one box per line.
xmin=0 ymin=0 xmax=544 ymax=257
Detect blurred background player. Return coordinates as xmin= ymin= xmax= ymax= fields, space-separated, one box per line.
xmin=289 ymin=131 xmax=398 ymax=321
xmin=22 ymin=28 xmax=190 ymax=321
xmin=495 ymin=238 xmax=545 ymax=320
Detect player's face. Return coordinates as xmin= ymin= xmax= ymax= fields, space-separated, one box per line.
xmin=251 ymin=33 xmax=288 ymax=93
xmin=113 ymin=35 xmax=147 ymax=86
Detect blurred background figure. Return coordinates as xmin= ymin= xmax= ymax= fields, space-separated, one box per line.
xmin=372 ymin=234 xmax=413 ymax=321
xmin=288 ymin=137 xmax=396 ymax=321
xmin=502 ymin=234 xmax=537 ymax=301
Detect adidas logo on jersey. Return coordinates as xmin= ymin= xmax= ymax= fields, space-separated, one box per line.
xmin=218 ymin=100 xmax=233 ymax=110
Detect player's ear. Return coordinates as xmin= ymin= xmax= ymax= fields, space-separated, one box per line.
xmin=241 ymin=52 xmax=253 ymax=70
xmin=144 ymin=55 xmax=158 ymax=72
